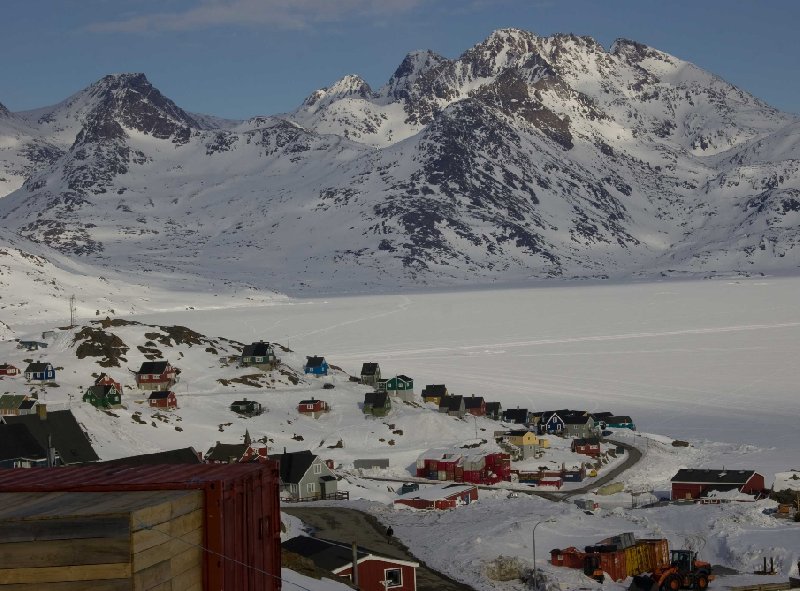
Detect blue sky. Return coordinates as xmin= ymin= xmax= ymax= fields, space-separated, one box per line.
xmin=2 ymin=0 xmax=799 ymax=118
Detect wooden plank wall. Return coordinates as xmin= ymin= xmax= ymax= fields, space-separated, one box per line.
xmin=131 ymin=490 xmax=204 ymax=591
xmin=0 ymin=491 xmax=205 ymax=591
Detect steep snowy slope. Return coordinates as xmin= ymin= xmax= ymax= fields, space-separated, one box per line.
xmin=1 ymin=29 xmax=799 ymax=305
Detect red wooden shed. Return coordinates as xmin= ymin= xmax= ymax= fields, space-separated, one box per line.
xmin=148 ymin=390 xmax=177 ymax=409
xmin=394 ymin=483 xmax=478 ymax=510
xmin=670 ymin=469 xmax=765 ymax=500
xmin=0 ymin=463 xmax=282 ymax=591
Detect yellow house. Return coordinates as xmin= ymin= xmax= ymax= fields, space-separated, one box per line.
xmin=506 ymin=429 xmax=550 ymax=448
xmin=421 ymin=384 xmax=448 ymax=405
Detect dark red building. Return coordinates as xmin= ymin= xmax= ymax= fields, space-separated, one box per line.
xmin=670 ymin=469 xmax=765 ymax=500
xmin=135 ymin=361 xmax=178 ymax=391
xmin=0 ymin=462 xmax=282 ymax=591
xmin=571 ymin=436 xmax=601 ymax=458
xmin=283 ymin=536 xmax=419 ymax=591
xmin=464 ymin=395 xmax=486 ymax=416
xmin=0 ymin=363 xmax=20 ymax=377
xmin=394 ymin=483 xmax=478 ymax=510
xmin=148 ymin=390 xmax=177 ymax=409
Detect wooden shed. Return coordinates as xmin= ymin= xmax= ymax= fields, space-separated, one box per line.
xmin=0 ymin=489 xmax=204 ymax=589
xmin=0 ymin=463 xmax=282 ymax=591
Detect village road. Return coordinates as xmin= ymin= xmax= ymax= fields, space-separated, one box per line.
xmin=283 ymin=506 xmax=478 ymax=591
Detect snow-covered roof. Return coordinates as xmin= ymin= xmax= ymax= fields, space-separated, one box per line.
xmin=401 ymin=483 xmax=476 ymax=501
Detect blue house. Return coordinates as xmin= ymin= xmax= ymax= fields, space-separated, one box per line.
xmin=24 ymin=362 xmax=55 ymax=382
xmin=304 ymin=356 xmax=329 ymax=376
xmin=544 ymin=412 xmax=565 ymax=434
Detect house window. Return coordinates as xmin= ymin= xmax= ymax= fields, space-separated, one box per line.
xmin=313 ymin=463 xmax=322 ymax=474
xmin=306 ymin=404 xmax=314 ymax=410
xmin=290 ymin=484 xmax=298 ymax=493
xmin=384 ymin=568 xmax=402 ymax=587
xmin=306 ymin=482 xmax=316 ymax=493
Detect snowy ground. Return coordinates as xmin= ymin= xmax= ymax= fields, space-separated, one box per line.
xmin=4 ymin=276 xmax=800 ymax=589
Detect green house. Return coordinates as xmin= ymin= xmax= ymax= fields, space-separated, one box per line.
xmin=377 ymin=375 xmax=413 ymax=395
xmin=363 ymin=392 xmax=391 ymax=417
xmin=240 ymin=341 xmax=278 ymax=369
xmin=83 ymin=385 xmax=121 ymax=409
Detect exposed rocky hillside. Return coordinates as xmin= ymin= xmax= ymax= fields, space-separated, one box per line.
xmin=1 ymin=28 xmax=799 ymax=311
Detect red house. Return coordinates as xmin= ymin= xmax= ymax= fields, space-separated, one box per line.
xmin=148 ymin=390 xmax=177 ymax=409
xmin=297 ymin=398 xmax=329 ymax=418
xmin=283 ymin=537 xmax=419 ymax=591
xmin=464 ymin=394 xmax=486 ymax=416
xmin=670 ymin=469 xmax=765 ymax=500
xmin=394 ymin=483 xmax=478 ymax=510
xmin=0 ymin=364 xmax=20 ymax=377
xmin=571 ymin=437 xmax=601 ymax=458
xmin=415 ymin=448 xmax=510 ymax=485
xmin=205 ymin=433 xmax=269 ymax=464
xmin=95 ymin=372 xmax=122 ymax=392
xmin=135 ymin=361 xmax=179 ymax=391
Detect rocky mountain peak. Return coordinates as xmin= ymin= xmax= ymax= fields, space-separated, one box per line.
xmin=610 ymin=38 xmax=670 ymax=64
xmin=76 ymin=72 xmax=198 ymax=144
xmin=460 ymin=28 xmax=540 ymax=77
xmin=302 ymin=74 xmax=376 ymax=110
xmin=0 ymin=101 xmax=10 ymax=118
xmin=383 ymin=50 xmax=450 ymax=100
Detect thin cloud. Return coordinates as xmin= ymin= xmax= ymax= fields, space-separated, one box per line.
xmin=86 ymin=0 xmax=427 ymax=32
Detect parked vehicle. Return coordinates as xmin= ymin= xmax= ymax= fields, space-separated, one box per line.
xmin=629 ymin=550 xmax=714 ymax=591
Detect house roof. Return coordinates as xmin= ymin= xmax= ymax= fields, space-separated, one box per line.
xmin=360 ymin=362 xmax=379 ymax=375
xmin=231 ymin=399 xmax=259 ymax=407
xmin=563 ymin=414 xmax=592 ymax=425
xmin=0 ymin=423 xmax=47 ymax=462
xmin=0 ymin=395 xmax=26 ymax=411
xmin=305 ymin=356 xmax=326 ymax=368
xmin=400 ymin=483 xmax=476 ymax=502
xmin=283 ymin=536 xmax=419 ymax=573
xmin=4 ymin=410 xmax=99 ymax=464
xmin=24 ymin=362 xmax=52 ymax=373
xmin=96 ymin=447 xmax=202 ymax=466
xmin=591 ymin=411 xmax=614 ymax=420
xmin=86 ymin=385 xmax=117 ymax=398
xmin=439 ymin=395 xmax=464 ymax=412
xmin=242 ymin=342 xmax=272 ymax=357
xmin=464 ymin=396 xmax=485 ymax=409
xmin=364 ymin=391 xmax=389 ymax=407
xmin=486 ymin=402 xmax=502 ymax=413
xmin=503 ymin=408 xmax=529 ymax=420
xmin=0 ymin=364 xmax=17 ymax=371
xmin=422 ymin=384 xmax=447 ymax=397
xmin=606 ymin=415 xmax=633 ymax=423
xmin=671 ymin=469 xmax=759 ymax=485
xmin=148 ymin=390 xmax=174 ymax=400
xmin=205 ymin=443 xmax=250 ymax=462
xmin=137 ymin=361 xmax=170 ymax=374
xmin=18 ymin=400 xmax=37 ymax=411
xmin=298 ymin=398 xmax=324 ymax=406
xmin=507 ymin=429 xmax=535 ymax=437
xmin=394 ymin=374 xmax=412 ymax=382
xmin=573 ymin=437 xmax=600 ymax=446
xmin=94 ymin=373 xmax=118 ymax=384
xmin=268 ymin=450 xmax=317 ymax=484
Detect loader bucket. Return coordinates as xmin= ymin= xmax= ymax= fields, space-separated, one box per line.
xmin=629 ymin=575 xmax=658 ymax=591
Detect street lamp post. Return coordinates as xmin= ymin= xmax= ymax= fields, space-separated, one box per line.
xmin=532 ymin=518 xmax=554 ymax=590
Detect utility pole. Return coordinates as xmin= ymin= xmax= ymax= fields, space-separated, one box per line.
xmin=69 ymin=294 xmax=76 ymax=328
xmin=532 ymin=518 xmax=554 ymax=590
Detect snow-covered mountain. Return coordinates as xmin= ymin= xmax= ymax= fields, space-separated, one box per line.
xmin=2 ymin=28 xmax=800 ymax=312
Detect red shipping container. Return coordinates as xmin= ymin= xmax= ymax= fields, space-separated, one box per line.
xmin=0 ymin=463 xmax=281 ymax=591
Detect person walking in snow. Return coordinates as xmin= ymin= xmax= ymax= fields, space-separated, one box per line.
xmin=386 ymin=526 xmax=394 ymax=538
